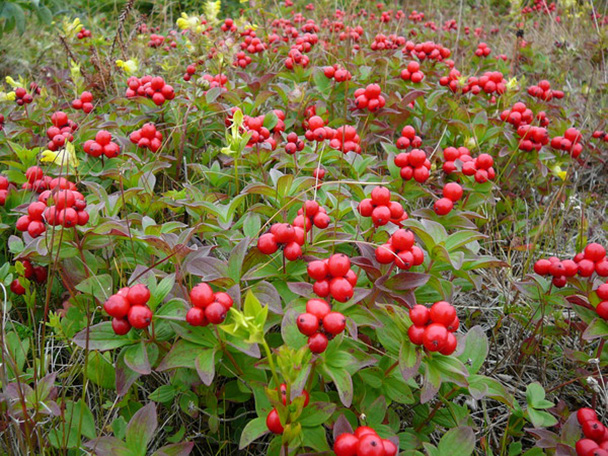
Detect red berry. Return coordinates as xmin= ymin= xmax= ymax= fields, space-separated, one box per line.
xmin=322 ymin=312 xmax=346 ymax=335
xmin=576 ymin=439 xmax=599 ymax=456
xmin=407 ymin=325 xmax=425 ymax=345
xmin=266 ymin=408 xmax=284 ymax=434
xmin=577 ymin=408 xmax=598 ymax=425
xmin=190 ymin=283 xmax=214 ymax=308
xmin=443 ymin=182 xmax=463 ymax=202
xmin=429 ymin=301 xmax=456 ymax=326
xmin=329 ymin=277 xmax=354 ymax=302
xmin=582 ymin=420 xmax=606 ymax=441
xmin=10 ymin=279 xmax=26 ymax=295
xmin=585 ymin=243 xmax=606 ymax=262
xmin=284 ymin=241 xmax=302 ymax=261
xmin=127 ymin=284 xmax=151 ymax=306
xmin=410 ymin=304 xmax=430 ymax=326
xmin=214 ymin=292 xmax=233 ymax=309
xmin=297 ymin=313 xmax=320 ymax=336
xmin=205 ymin=302 xmax=228 ymax=324
xmin=439 ymin=331 xmax=458 ymax=355
xmin=258 ymin=233 xmax=278 ymax=254
xmin=375 ymin=244 xmax=395 ymax=264
xmin=112 ymin=318 xmax=131 ymax=335
xmin=354 ymin=427 xmax=378 ymax=439
xmin=306 ymin=298 xmax=331 ymax=319
xmin=434 ymin=197 xmax=454 ymax=215
xmin=127 ymin=305 xmax=153 ymax=329
xmin=533 ymin=259 xmax=551 ymax=275
xmin=308 ymin=332 xmax=328 ymax=353
xmin=382 ymin=439 xmax=398 ymax=456
xmin=357 ymin=434 xmax=385 ymax=456
xmin=308 ymin=260 xmax=329 ymax=280
xmin=370 ymin=186 xmax=391 ymax=206
xmin=597 ymin=301 xmax=608 ymax=320
xmin=186 ymin=307 xmax=207 ymax=326
xmin=104 ymin=294 xmax=130 ymax=319
xmin=334 ymin=433 xmax=359 ymax=456
xmin=597 ymin=284 xmax=608 ymax=300
xmin=328 ymin=254 xmax=350 ymax=277
xmin=422 ymin=323 xmax=448 ymax=352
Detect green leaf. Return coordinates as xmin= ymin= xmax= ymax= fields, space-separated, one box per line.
xmin=526 ymin=382 xmax=553 ymax=409
xmin=156 ymin=340 xmax=199 ymax=371
xmin=456 ymin=326 xmax=488 ymax=374
xmin=195 ymin=348 xmax=216 ymax=386
xmin=313 ymin=69 xmax=332 ymax=97
xmin=527 ymin=408 xmax=558 ymax=428
xmin=75 ymin=274 xmax=113 ymax=301
xmin=123 ymin=342 xmax=151 ymax=375
xmin=239 ymin=417 xmax=268 ymax=449
xmin=48 ymin=399 xmax=96 ymax=449
xmin=323 ymin=365 xmax=353 ymax=407
xmin=126 ymin=403 xmax=157 ymax=455
xmin=582 ymin=318 xmax=608 ymax=340
xmin=300 ymin=424 xmax=330 ymax=451
xmin=365 ymin=396 xmax=387 ymax=426
xmin=468 ymin=375 xmax=513 ymax=407
xmin=298 ymin=402 xmax=336 ymax=427
xmin=73 ymin=323 xmax=135 ymax=352
xmin=437 ymin=427 xmax=475 ymax=456
xmin=149 ymin=385 xmax=177 ymax=404
xmin=85 ymin=351 xmax=116 ymax=389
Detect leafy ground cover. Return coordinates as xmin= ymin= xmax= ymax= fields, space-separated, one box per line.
xmin=0 ymin=0 xmax=607 ymax=455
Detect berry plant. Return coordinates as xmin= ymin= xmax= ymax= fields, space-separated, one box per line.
xmin=0 ymin=0 xmax=607 ymax=455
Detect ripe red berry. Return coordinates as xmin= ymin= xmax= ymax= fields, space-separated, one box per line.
xmin=443 ymin=182 xmax=463 ymax=202
xmin=322 ymin=312 xmax=346 ymax=335
xmin=334 ymin=433 xmax=359 ymax=456
xmin=577 ymin=408 xmax=598 ymax=425
xmin=585 ymin=243 xmax=606 ymax=262
xmin=391 ymin=229 xmax=415 ymax=251
xmin=258 ymin=233 xmax=278 ymax=254
xmin=597 ymin=284 xmax=608 ymax=300
xmin=576 ymin=439 xmax=599 ymax=456
xmin=308 ymin=332 xmax=328 ymax=353
xmin=186 ymin=307 xmax=207 ymax=326
xmin=407 ymin=325 xmax=425 ymax=345
xmin=597 ymin=301 xmax=608 ymax=320
xmin=370 ymin=186 xmax=391 ymax=206
xmin=357 ymin=434 xmax=385 ymax=456
xmin=306 ymin=298 xmax=331 ymax=319
xmin=127 ymin=284 xmax=150 ymax=306
xmin=329 ymin=277 xmax=354 ymax=302
xmin=205 ymin=302 xmax=228 ymax=324
xmin=354 ymin=426 xmax=377 ymax=439
xmin=266 ymin=408 xmax=284 ymax=434
xmin=190 ymin=283 xmax=214 ymax=308
xmin=382 ymin=439 xmax=398 ymax=456
xmin=434 ymin=197 xmax=454 ymax=216
xmin=10 ymin=279 xmax=26 ymax=295
xmin=112 ymin=318 xmax=132 ymax=335
xmin=439 ymin=332 xmax=458 ymax=355
xmin=284 ymin=241 xmax=302 ymax=261
xmin=214 ymin=292 xmax=233 ymax=309
xmin=422 ymin=323 xmax=448 ymax=352
xmin=127 ymin=305 xmax=153 ymax=329
xmin=307 ymin=260 xmax=329 ymax=280
xmin=297 ymin=313 xmax=319 ymax=336
xmin=328 ymin=254 xmax=350 ymax=277
xmin=104 ymin=294 xmax=130 ymax=319
xmin=582 ymin=420 xmax=606 ymax=440
xmin=533 ymin=259 xmax=551 ymax=275
xmin=410 ymin=305 xmax=430 ymax=326
xmin=430 ymin=301 xmax=456 ymax=326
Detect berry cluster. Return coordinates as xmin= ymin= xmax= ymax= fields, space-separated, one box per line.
xmin=358 ymin=186 xmax=408 ymax=227
xmin=221 ymin=18 xmax=237 ymax=32
xmin=147 ymin=33 xmax=166 ymax=48
xmin=84 ymin=130 xmax=121 ymax=158
xmin=394 ymin=148 xmax=431 ymax=183
xmin=395 ymin=125 xmax=422 ymax=150
xmin=400 ymin=61 xmax=425 ymax=83
xmin=354 ymin=84 xmax=386 ymax=112
xmin=312 ymin=167 xmax=325 ymax=180
xmin=130 ymin=123 xmax=163 ymax=152
xmin=591 ymin=130 xmax=608 ymax=143
xmin=71 ymin=91 xmax=94 ymax=113
xmin=18 ymin=187 xmax=89 ymax=237
xmin=371 ymin=33 xmax=405 ymax=50
xmin=266 ymin=385 xmax=310 ymax=434
xmin=76 ymin=26 xmax=91 ymax=39
xmin=285 ymin=47 xmax=310 ymax=69
xmin=575 ymin=408 xmax=608 ymax=455
xmin=461 ymin=153 xmax=496 ymax=183
xmin=522 ymin=0 xmax=556 ymax=14
xmin=307 ymin=254 xmax=358 ymax=302
xmin=257 ymin=223 xmax=305 ymax=261
xmin=500 ymin=102 xmax=537 ymax=128
xmin=304 ymin=116 xmax=331 ymax=142
xmin=183 ymin=64 xmax=197 ymax=81
xmin=527 ymin=80 xmax=564 ymax=101
xmin=329 ymin=125 xmax=362 ymax=154
xmin=10 ymin=260 xmax=47 ymax=295
xmin=14 ymin=87 xmax=33 ymax=106
xmin=293 ymin=200 xmax=330 ymax=231
xmin=474 ymin=42 xmax=491 ymax=57
xmin=186 ymin=283 xmax=233 ymax=326
xmin=21 ymin=166 xmax=53 ymax=193
xmin=240 ymin=111 xmax=283 ymax=150
xmin=334 ymin=427 xmax=398 ymax=456
xmin=201 ymin=73 xmax=228 ymax=92
xmin=375 ymin=229 xmax=424 ymax=269
xmin=403 ymin=40 xmax=451 ymax=62
xmin=46 ymin=111 xmax=78 ymax=151
xmin=125 ymin=76 xmax=175 ymax=106
xmin=0 ymin=174 xmax=9 ymax=205
xmin=233 ymin=51 xmax=252 ymax=68
xmin=550 ymin=127 xmax=583 ymax=158
xmin=434 ymin=182 xmax=464 ymax=215
xmin=442 ymin=146 xmax=471 ymax=174
xmin=240 ymin=33 xmax=267 ymax=54
xmin=595 ymin=283 xmax=608 ymax=321
xmin=534 ymin=243 xmax=608 ymax=287
xmin=297 ymin=298 xmax=346 ymax=353
xmin=104 ymin=284 xmax=153 ymax=335
xmin=284 ymin=132 xmax=305 ymax=155
xmin=439 ymin=68 xmax=462 ymax=93
xmin=462 ymin=71 xmax=506 ymax=95
xmin=323 ymin=65 xmax=352 ymax=82
xmin=408 ymin=302 xmax=459 ymax=355
xmin=517 ymin=125 xmax=549 ymax=152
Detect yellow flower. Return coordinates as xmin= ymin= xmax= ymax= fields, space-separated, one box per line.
xmin=116 ymin=59 xmax=139 ymax=75
xmin=506 ymin=77 xmax=519 ymax=92
xmin=0 ymin=91 xmax=16 ymax=101
xmin=551 ymin=165 xmax=567 ymax=181
xmin=41 ymin=142 xmax=79 ymax=170
xmin=62 ymin=17 xmax=83 ymax=39
xmin=177 ymin=13 xmax=204 ymax=33
xmin=5 ymin=76 xmax=22 ymax=88
xmin=204 ymin=1 xmax=221 ymax=25
xmin=236 ymin=18 xmax=257 ymax=30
